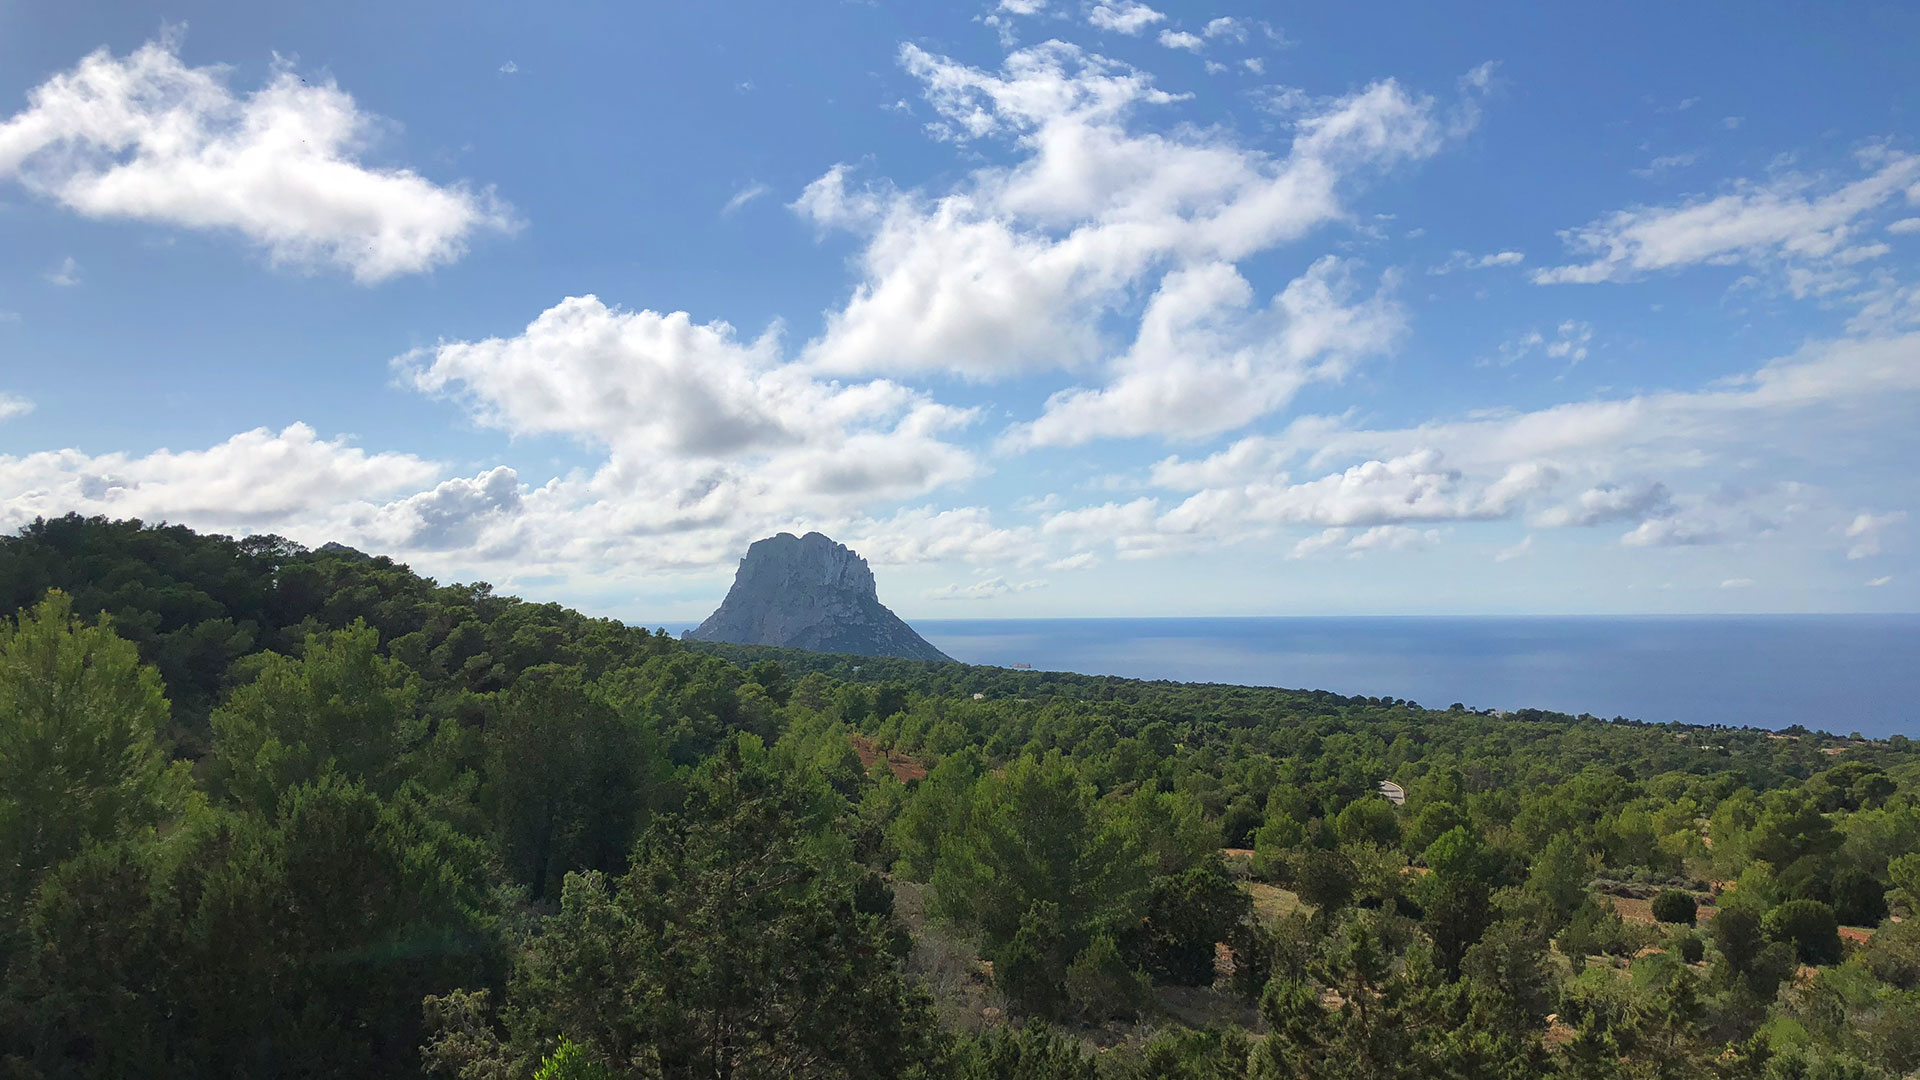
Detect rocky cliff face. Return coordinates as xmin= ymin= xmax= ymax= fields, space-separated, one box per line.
xmin=683 ymin=532 xmax=952 ymax=661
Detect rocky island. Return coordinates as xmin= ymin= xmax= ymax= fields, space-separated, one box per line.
xmin=682 ymin=532 xmax=951 ymax=661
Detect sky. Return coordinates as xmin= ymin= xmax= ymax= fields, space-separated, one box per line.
xmin=1 ymin=0 xmax=1917 ymax=623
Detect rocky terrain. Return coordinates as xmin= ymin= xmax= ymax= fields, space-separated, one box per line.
xmin=683 ymin=532 xmax=951 ymax=661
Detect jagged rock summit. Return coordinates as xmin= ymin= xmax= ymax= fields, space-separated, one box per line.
xmin=683 ymin=532 xmax=952 ymax=662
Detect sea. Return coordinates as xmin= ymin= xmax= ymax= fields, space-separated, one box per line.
xmin=662 ymin=615 xmax=1920 ymax=737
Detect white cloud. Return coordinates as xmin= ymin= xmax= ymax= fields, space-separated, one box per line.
xmin=1488 ymin=319 xmax=1591 ymax=366
xmin=1494 ymin=534 xmax=1533 ymax=562
xmin=1048 ymin=550 xmax=1101 ymax=570
xmin=498 ymin=60 xmax=518 ymax=74
xmin=401 ymin=295 xmax=979 ymax=538
xmin=1288 ymin=523 xmax=1440 ymax=559
xmin=1288 ymin=527 xmax=1348 ymax=559
xmin=1533 ymin=150 xmax=1920 ymax=286
xmin=1721 ymin=577 xmax=1755 ymax=589
xmin=1533 ymin=481 xmax=1670 ymax=528
xmin=848 ymin=505 xmax=1038 ymax=567
xmin=1888 ymin=217 xmax=1920 ymax=235
xmin=1086 ymin=2 xmax=1166 ymax=34
xmin=1041 ymin=331 xmax=1920 ymax=563
xmin=0 ymin=424 xmax=442 ymax=534
xmin=1429 ymin=249 xmax=1524 ymax=274
xmin=927 ymin=575 xmax=1048 ymax=599
xmin=45 ymin=256 xmax=81 ymax=287
xmin=722 ymin=182 xmax=771 ymax=215
xmin=999 ymin=0 xmax=1049 ymax=13
xmin=1868 ymin=575 xmax=1892 ymax=586
xmin=1632 ymin=151 xmax=1701 ymax=178
xmin=0 ymin=393 xmax=32 ymax=421
xmin=1158 ymin=30 xmax=1205 ymax=52
xmin=1203 ymin=17 xmax=1247 ymax=41
xmin=1845 ymin=510 xmax=1906 ymax=559
xmin=1242 ymin=58 xmax=1265 ymax=75
xmin=796 ymin=39 xmax=1469 ymax=434
xmin=1619 ymin=517 xmax=1721 ymax=548
xmin=0 ymin=33 xmax=515 ymax=282
xmin=1006 ymin=256 xmax=1402 ymax=446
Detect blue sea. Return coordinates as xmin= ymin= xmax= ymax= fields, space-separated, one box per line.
xmin=657 ymin=615 xmax=1920 ymax=737
xmin=894 ymin=616 xmax=1920 ymax=737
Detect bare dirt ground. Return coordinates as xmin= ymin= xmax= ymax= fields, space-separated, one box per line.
xmin=850 ymin=734 xmax=928 ymax=782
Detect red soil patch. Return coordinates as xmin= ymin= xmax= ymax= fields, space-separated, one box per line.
xmin=850 ymin=735 xmax=928 ymax=783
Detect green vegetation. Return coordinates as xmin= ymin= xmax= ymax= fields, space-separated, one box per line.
xmin=4 ymin=515 xmax=1920 ymax=1078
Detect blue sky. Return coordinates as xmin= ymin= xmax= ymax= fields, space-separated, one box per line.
xmin=2 ymin=0 xmax=1917 ymax=621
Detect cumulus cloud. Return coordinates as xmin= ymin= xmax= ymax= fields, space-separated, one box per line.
xmin=1203 ymin=17 xmax=1247 ymax=41
xmin=1158 ymin=30 xmax=1205 ymax=51
xmin=401 ymin=296 xmax=979 ymax=534
xmin=0 ymin=424 xmax=442 ymax=534
xmin=1086 ymin=2 xmax=1165 ymax=34
xmin=795 ymin=39 xmax=1471 ymax=455
xmin=0 ymin=33 xmax=515 ymax=282
xmin=0 ymin=393 xmax=32 ymax=420
xmin=1006 ymin=257 xmax=1402 ymax=446
xmin=371 ymin=466 xmax=523 ymax=551
xmin=1845 ymin=511 xmax=1906 ymax=559
xmin=1035 ymin=330 xmax=1920 ymax=563
xmin=847 ymin=505 xmax=1038 ymax=567
xmin=1534 ymin=150 xmax=1920 ymax=286
xmin=927 ymin=575 xmax=1048 ymax=599
xmin=1620 ymin=516 xmax=1722 ymax=548
xmin=1533 ymin=481 xmax=1670 ymax=528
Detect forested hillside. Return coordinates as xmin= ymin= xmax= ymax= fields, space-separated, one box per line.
xmin=4 ymin=515 xmax=1919 ymax=1079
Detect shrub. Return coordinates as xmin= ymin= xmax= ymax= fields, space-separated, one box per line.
xmin=1764 ymin=899 xmax=1843 ymax=965
xmin=1140 ymin=862 xmax=1251 ymax=985
xmin=1065 ymin=935 xmax=1151 ymax=1021
xmin=996 ymin=902 xmax=1067 ymax=1019
xmin=1675 ymin=932 xmax=1705 ymax=964
xmin=1651 ymin=889 xmax=1698 ymax=926
xmin=1829 ymin=867 xmax=1889 ymax=928
xmin=1864 ymin=917 xmax=1920 ymax=990
xmin=1558 ymin=897 xmax=1637 ymax=959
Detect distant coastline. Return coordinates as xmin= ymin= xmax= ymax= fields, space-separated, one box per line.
xmin=653 ymin=614 xmax=1920 ymax=737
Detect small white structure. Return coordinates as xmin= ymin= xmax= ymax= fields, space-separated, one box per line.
xmin=1376 ymin=780 xmax=1406 ymax=806
xmin=972 ymin=692 xmax=986 ymax=701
